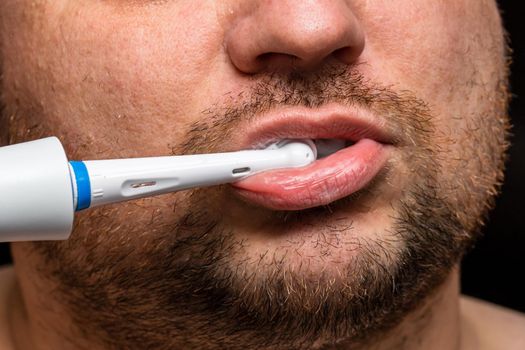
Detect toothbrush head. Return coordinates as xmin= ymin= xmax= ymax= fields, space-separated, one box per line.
xmin=268 ymin=139 xmax=317 ymax=167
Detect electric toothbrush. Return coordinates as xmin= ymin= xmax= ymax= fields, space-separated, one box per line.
xmin=0 ymin=137 xmax=316 ymax=242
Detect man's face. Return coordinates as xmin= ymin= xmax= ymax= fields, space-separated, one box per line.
xmin=0 ymin=1 xmax=509 ymax=349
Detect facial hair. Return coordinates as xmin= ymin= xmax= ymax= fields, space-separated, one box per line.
xmin=13 ymin=63 xmax=510 ymax=350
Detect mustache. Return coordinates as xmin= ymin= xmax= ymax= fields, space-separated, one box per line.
xmin=176 ymin=63 xmax=435 ymax=154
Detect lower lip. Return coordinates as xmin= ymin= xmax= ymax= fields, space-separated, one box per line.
xmin=231 ymin=139 xmax=389 ymax=210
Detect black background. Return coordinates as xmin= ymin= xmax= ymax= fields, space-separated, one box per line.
xmin=1 ymin=1 xmax=524 ymax=312
xmin=461 ymin=0 xmax=525 ymax=313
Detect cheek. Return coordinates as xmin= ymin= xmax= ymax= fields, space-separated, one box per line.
xmin=65 ymin=3 xmax=229 ymax=158
xmin=346 ymin=0 xmax=506 ymax=212
xmin=360 ymin=1 xmax=473 ymax=99
xmin=4 ymin=2 xmax=225 ymax=158
xmin=359 ymin=0 xmax=505 ymax=143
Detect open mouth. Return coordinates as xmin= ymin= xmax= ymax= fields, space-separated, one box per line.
xmin=229 ymin=106 xmax=394 ymax=211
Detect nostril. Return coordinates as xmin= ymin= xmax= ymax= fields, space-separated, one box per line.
xmin=332 ymin=47 xmax=349 ymax=60
xmin=256 ymin=52 xmax=302 ymax=70
xmin=332 ymin=36 xmax=365 ymax=64
xmin=256 ymin=52 xmax=274 ymax=61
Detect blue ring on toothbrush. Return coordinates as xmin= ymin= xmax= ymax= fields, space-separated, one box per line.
xmin=70 ymin=161 xmax=91 ymax=211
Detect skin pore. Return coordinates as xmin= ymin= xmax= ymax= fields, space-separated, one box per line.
xmin=0 ymin=0 xmax=522 ymax=349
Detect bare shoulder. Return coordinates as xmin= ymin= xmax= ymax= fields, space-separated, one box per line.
xmin=461 ymin=295 xmax=525 ymax=350
xmin=0 ymin=265 xmax=15 ymax=349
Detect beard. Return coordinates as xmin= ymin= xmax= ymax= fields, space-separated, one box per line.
xmin=12 ymin=63 xmax=509 ymax=350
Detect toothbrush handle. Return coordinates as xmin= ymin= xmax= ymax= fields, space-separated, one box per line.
xmin=0 ymin=137 xmax=74 ymax=242
xmin=75 ymin=141 xmax=315 ymax=210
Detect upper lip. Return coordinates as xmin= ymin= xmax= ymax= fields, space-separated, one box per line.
xmin=235 ymin=104 xmax=397 ymax=151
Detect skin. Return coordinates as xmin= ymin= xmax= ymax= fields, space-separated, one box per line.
xmin=0 ymin=0 xmax=524 ymax=349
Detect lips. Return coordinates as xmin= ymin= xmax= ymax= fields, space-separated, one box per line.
xmin=230 ymin=105 xmax=394 ymax=210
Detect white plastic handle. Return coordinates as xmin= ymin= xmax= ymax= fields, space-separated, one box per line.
xmin=0 ymin=137 xmax=75 ymax=242
xmin=80 ymin=140 xmax=316 ymax=208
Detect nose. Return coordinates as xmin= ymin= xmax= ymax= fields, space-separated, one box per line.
xmin=225 ymin=1 xmax=365 ymax=74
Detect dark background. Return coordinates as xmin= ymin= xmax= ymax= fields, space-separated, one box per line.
xmin=461 ymin=0 xmax=525 ymax=313
xmin=0 ymin=1 xmax=524 ymax=312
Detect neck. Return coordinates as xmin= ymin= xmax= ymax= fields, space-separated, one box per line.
xmin=8 ymin=260 xmax=463 ymax=350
